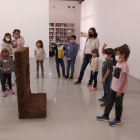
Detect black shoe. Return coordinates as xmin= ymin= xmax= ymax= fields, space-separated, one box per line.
xmin=98 ymin=97 xmax=106 ymax=102
xmin=74 ymin=81 xmax=81 ymax=85
xmin=65 ymin=75 xmax=69 ymax=79
xmin=87 ymin=82 xmax=92 ymax=87
xmin=101 ymin=102 xmax=107 ymax=107
xmin=69 ymin=76 xmax=73 ymax=79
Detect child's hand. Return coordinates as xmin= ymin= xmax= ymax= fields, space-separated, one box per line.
xmin=13 ymin=59 xmax=15 ymax=62
xmin=4 ymin=69 xmax=7 ymax=72
xmin=89 ymin=59 xmax=92 ymax=63
xmin=103 ymin=43 xmax=107 ymax=48
xmin=63 ymin=55 xmax=65 ymax=58
xmin=7 ymin=68 xmax=10 ymax=71
xmin=67 ymin=58 xmax=71 ymax=60
xmin=102 ymin=78 xmax=105 ymax=84
xmin=92 ymin=72 xmax=95 ymax=75
xmin=116 ymin=91 xmax=121 ymax=97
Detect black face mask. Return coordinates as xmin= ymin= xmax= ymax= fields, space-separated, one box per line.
xmin=89 ymin=34 xmax=94 ymax=38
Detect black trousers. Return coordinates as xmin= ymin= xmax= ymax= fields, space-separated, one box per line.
xmin=90 ymin=71 xmax=98 ymax=88
xmin=104 ymin=90 xmax=124 ymax=121
xmin=2 ymin=73 xmax=12 ymax=92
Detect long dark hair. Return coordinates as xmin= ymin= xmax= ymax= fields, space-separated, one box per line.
xmin=36 ymin=40 xmax=44 ymax=48
xmin=13 ymin=29 xmax=21 ymax=36
xmin=3 ymin=33 xmax=12 ymax=43
xmin=89 ymin=27 xmax=98 ymax=38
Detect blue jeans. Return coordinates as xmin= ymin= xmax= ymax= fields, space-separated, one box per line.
xmin=103 ymin=80 xmax=111 ymax=101
xmin=78 ymin=54 xmax=93 ymax=82
xmin=56 ymin=58 xmax=65 ymax=76
xmin=66 ymin=59 xmax=76 ymax=76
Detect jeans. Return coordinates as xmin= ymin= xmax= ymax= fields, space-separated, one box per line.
xmin=2 ymin=73 xmax=12 ymax=92
xmin=90 ymin=71 xmax=98 ymax=88
xmin=103 ymin=79 xmax=111 ymax=101
xmin=56 ymin=58 xmax=65 ymax=76
xmin=78 ymin=54 xmax=93 ymax=82
xmin=36 ymin=61 xmax=44 ymax=74
xmin=66 ymin=59 xmax=76 ymax=76
xmin=104 ymin=90 xmax=124 ymax=121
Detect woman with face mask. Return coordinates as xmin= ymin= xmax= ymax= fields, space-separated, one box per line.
xmin=12 ymin=29 xmax=25 ymax=52
xmin=74 ymin=27 xmax=100 ymax=86
xmin=12 ymin=29 xmax=25 ymax=86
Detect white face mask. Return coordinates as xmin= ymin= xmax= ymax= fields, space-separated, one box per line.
xmin=6 ymin=38 xmax=10 ymax=42
xmin=104 ymin=54 xmax=108 ymax=59
xmin=70 ymin=40 xmax=74 ymax=43
xmin=115 ymin=55 xmax=121 ymax=62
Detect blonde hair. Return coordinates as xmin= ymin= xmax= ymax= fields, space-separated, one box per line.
xmin=1 ymin=48 xmax=9 ymax=56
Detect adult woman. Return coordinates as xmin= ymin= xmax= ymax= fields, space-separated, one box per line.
xmin=74 ymin=27 xmax=100 ymax=86
xmin=11 ymin=29 xmax=25 ymax=85
xmin=12 ymin=29 xmax=25 ymax=55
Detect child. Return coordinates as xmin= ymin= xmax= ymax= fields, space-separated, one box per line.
xmin=52 ymin=39 xmax=65 ymax=78
xmin=34 ymin=40 xmax=46 ymax=78
xmin=0 ymin=48 xmax=15 ymax=97
xmin=96 ymin=45 xmax=130 ymax=127
xmin=99 ymin=43 xmax=115 ymax=107
xmin=65 ymin=35 xmax=78 ymax=79
xmin=89 ymin=49 xmax=99 ymax=91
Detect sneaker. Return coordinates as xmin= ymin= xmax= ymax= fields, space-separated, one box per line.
xmin=69 ymin=76 xmax=73 ymax=79
xmin=65 ymin=75 xmax=69 ymax=79
xmin=109 ymin=119 xmax=121 ymax=127
xmin=42 ymin=73 xmax=44 ymax=78
xmin=87 ymin=82 xmax=92 ymax=87
xmin=96 ymin=115 xmax=109 ymax=122
xmin=36 ymin=73 xmax=39 ymax=78
xmin=2 ymin=92 xmax=7 ymax=97
xmin=89 ymin=87 xmax=97 ymax=91
xmin=74 ymin=81 xmax=81 ymax=85
xmin=9 ymin=89 xmax=15 ymax=94
xmin=101 ymin=102 xmax=107 ymax=107
xmin=98 ymin=97 xmax=106 ymax=102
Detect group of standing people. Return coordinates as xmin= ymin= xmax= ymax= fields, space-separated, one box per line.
xmin=53 ymin=27 xmax=130 ymax=127
xmin=0 ymin=29 xmax=25 ymax=97
xmin=0 ymin=26 xmax=131 ymax=127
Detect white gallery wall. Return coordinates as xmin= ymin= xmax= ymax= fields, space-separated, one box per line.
xmin=49 ymin=1 xmax=81 ymax=44
xmin=81 ymin=0 xmax=140 ymax=80
xmin=0 ymin=0 xmax=49 ymax=57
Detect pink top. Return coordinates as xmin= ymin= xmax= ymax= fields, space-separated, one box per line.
xmin=111 ymin=62 xmax=129 ymax=93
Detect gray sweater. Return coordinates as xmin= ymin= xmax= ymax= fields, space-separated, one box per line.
xmin=0 ymin=57 xmax=14 ymax=74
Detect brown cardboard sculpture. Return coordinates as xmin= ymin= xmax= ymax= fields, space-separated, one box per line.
xmin=15 ymin=47 xmax=47 ymax=119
